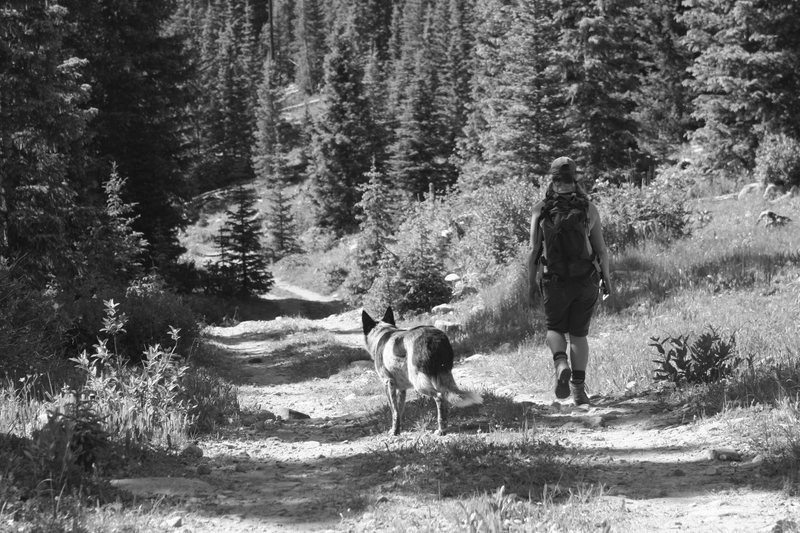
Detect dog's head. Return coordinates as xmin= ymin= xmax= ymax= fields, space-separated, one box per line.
xmin=361 ymin=306 xmax=396 ymax=337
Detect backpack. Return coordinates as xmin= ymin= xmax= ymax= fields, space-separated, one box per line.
xmin=539 ymin=193 xmax=594 ymax=279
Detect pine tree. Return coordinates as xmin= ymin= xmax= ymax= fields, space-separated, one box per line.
xmin=293 ymin=0 xmax=326 ymax=95
xmin=211 ymin=185 xmax=274 ymax=297
xmin=633 ymin=0 xmax=695 ymax=161
xmin=307 ymin=10 xmax=376 ymax=233
xmin=60 ymin=0 xmax=194 ymax=270
xmin=346 ymin=163 xmax=399 ymax=297
xmin=458 ymin=0 xmax=565 ymax=188
xmin=0 ymin=3 xmax=91 ymax=280
xmin=552 ymin=0 xmax=643 ymax=179
xmin=272 ymin=0 xmax=297 ymax=86
xmin=681 ymin=0 xmax=800 ymax=172
xmin=387 ymin=4 xmax=447 ymax=196
xmin=252 ymin=56 xmax=299 ymax=258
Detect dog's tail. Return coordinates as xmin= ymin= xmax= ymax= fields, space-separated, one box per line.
xmin=433 ymin=371 xmax=483 ymax=408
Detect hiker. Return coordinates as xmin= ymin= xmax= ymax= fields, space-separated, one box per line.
xmin=527 ymin=156 xmax=613 ymax=405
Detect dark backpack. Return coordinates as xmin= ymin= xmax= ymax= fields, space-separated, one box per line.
xmin=539 ymin=193 xmax=594 ymax=279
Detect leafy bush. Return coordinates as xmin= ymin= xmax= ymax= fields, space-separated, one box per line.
xmin=450 ymin=178 xmax=539 ymax=287
xmin=362 ymin=195 xmax=452 ymax=315
xmin=754 ymin=132 xmax=800 ymax=188
xmin=28 ymin=398 xmax=109 ymax=491
xmin=70 ymin=300 xmax=193 ymax=450
xmin=651 ymin=326 xmax=740 ymax=385
xmin=180 ymin=367 xmax=240 ymax=433
xmin=593 ymin=177 xmax=692 ymax=253
xmin=0 ymin=261 xmax=63 ymax=379
xmin=62 ymin=277 xmax=199 ymax=365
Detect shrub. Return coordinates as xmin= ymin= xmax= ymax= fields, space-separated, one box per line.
xmin=450 ymin=178 xmax=539 ymax=286
xmin=123 ymin=277 xmax=200 ymax=362
xmin=71 ymin=300 xmax=192 ymax=450
xmin=28 ymin=398 xmax=110 ymax=492
xmin=180 ymin=367 xmax=240 ymax=433
xmin=593 ymin=177 xmax=692 ymax=253
xmin=651 ymin=326 xmax=741 ymax=385
xmin=754 ymin=132 xmax=800 ymax=188
xmin=362 ymin=194 xmax=452 ymax=315
xmin=0 ymin=262 xmax=63 ymax=379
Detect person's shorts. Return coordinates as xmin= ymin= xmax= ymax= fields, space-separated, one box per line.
xmin=539 ymin=271 xmax=599 ymax=337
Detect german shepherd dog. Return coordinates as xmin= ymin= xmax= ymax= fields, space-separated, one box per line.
xmin=361 ymin=307 xmax=482 ymax=436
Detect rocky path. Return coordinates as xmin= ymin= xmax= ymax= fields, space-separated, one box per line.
xmin=115 ymin=281 xmax=799 ymax=532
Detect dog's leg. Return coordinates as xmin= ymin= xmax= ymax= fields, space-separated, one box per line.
xmin=396 ymin=389 xmax=406 ymax=435
xmin=434 ymin=394 xmax=448 ymax=436
xmin=384 ymin=379 xmax=401 ymax=436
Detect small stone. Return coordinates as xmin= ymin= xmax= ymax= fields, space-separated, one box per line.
xmin=711 ymin=448 xmax=742 ymax=461
xmin=181 ymin=444 xmax=203 ymax=459
xmin=434 ymin=320 xmax=462 ymax=336
xmin=671 ymin=468 xmax=686 ymax=477
xmin=581 ymin=416 xmax=605 ymax=429
xmin=431 ymin=304 xmax=455 ymax=315
xmin=275 ymin=407 xmax=310 ymax=420
xmin=376 ymin=495 xmax=389 ymax=503
xmin=444 ymin=273 xmax=461 ymax=282
xmin=167 ymin=516 xmax=182 ymax=528
xmin=197 ymin=464 xmax=211 ymax=476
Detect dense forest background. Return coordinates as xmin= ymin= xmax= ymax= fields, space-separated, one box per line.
xmin=3 ymin=0 xmax=800 ymax=373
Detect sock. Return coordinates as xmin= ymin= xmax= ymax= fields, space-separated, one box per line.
xmin=571 ymin=370 xmax=585 ymax=384
xmin=553 ymin=351 xmax=568 ymax=362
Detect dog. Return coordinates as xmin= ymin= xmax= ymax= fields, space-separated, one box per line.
xmin=361 ymin=306 xmax=482 ymax=436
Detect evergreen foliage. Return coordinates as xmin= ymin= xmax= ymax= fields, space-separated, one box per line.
xmin=363 ymin=189 xmax=451 ymax=315
xmin=552 ymin=0 xmax=643 ymax=181
xmin=293 ymin=0 xmax=326 ymax=95
xmin=681 ymin=0 xmax=800 ymax=171
xmin=344 ymin=164 xmax=401 ymax=300
xmin=0 ymin=3 xmax=91 ymax=281
xmin=10 ymin=0 xmax=800 ymax=316
xmin=253 ymin=57 xmax=300 ymax=258
xmin=60 ymin=0 xmax=194 ymax=270
xmin=307 ymin=13 xmax=376 ymax=233
xmin=208 ymin=185 xmax=274 ymax=297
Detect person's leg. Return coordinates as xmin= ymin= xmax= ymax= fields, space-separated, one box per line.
xmin=541 ymin=277 xmax=572 ymax=399
xmin=567 ymin=276 xmax=599 ymax=405
xmin=546 ymin=330 xmax=571 ymax=399
xmin=569 ymin=335 xmax=590 ymax=404
xmin=569 ymin=335 xmax=589 ymax=373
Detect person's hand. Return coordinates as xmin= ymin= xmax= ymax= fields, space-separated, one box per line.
xmin=600 ymin=284 xmax=617 ymax=310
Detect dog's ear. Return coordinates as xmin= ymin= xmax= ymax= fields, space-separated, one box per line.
xmin=382 ymin=306 xmax=396 ymax=326
xmin=361 ymin=310 xmax=376 ymax=335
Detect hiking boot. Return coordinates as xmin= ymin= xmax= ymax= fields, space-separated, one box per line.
xmin=554 ymin=357 xmax=571 ymax=399
xmin=571 ymin=381 xmax=591 ymax=406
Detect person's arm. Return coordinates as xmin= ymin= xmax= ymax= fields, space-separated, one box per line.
xmin=528 ymin=203 xmax=543 ymax=304
xmin=588 ymin=203 xmax=613 ymax=298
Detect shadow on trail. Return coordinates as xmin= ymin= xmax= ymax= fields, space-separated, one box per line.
xmin=196 ymin=293 xmax=350 ymax=324
xmin=205 ymin=333 xmax=370 ymax=386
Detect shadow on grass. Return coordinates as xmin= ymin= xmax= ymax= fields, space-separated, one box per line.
xmin=611 ymin=248 xmax=800 ymax=310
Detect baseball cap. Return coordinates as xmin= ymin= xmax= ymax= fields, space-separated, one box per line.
xmin=549 ymin=156 xmax=577 ymax=183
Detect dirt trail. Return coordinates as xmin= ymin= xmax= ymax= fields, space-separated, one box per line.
xmin=151 ymin=282 xmax=798 ymax=532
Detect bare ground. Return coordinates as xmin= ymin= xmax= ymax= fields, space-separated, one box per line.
xmin=130 ymin=281 xmax=800 ymax=532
